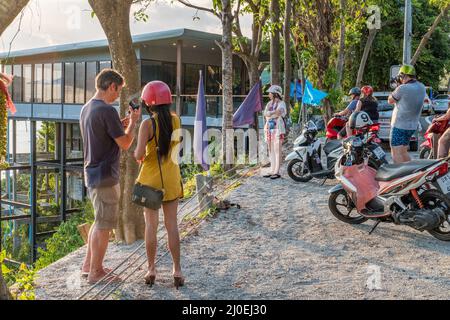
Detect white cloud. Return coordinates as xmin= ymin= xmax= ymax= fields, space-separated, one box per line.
xmin=0 ymin=0 xmax=253 ymax=53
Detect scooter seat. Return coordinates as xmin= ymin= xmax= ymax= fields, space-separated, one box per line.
xmin=375 ymin=159 xmax=439 ymax=182
xmin=324 ymin=140 xmax=342 ymax=155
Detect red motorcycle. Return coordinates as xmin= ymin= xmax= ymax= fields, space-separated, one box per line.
xmin=326 ymin=115 xmax=381 ymax=144
xmin=326 ymin=115 xmax=347 ymax=141
xmin=419 ymin=119 xmax=449 ymax=159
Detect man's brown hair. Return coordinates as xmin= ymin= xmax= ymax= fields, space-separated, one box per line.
xmin=96 ymin=69 xmax=125 ymax=91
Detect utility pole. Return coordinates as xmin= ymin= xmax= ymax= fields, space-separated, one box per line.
xmin=403 ymin=0 xmax=412 ymax=64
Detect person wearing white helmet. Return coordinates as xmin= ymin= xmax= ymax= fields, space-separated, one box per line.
xmin=263 ymin=84 xmax=287 ymax=179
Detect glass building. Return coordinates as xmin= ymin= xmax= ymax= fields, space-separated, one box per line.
xmin=0 ymin=29 xmax=252 ymax=263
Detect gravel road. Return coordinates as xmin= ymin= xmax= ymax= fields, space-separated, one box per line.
xmin=35 ymin=161 xmax=450 ymax=300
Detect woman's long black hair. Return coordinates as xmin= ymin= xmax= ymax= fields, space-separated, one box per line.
xmin=146 ymin=104 xmax=173 ymax=159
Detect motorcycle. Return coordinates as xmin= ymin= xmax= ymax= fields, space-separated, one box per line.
xmin=326 ymin=115 xmax=348 ymax=141
xmin=326 ymin=114 xmax=382 ymax=144
xmin=419 ymin=118 xmax=449 ymax=159
xmin=328 ymin=135 xmax=450 ymax=241
xmin=286 ymin=121 xmax=387 ymax=182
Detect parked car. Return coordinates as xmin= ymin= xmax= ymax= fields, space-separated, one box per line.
xmin=433 ymin=94 xmax=450 ymax=114
xmin=374 ymin=92 xmax=420 ymax=151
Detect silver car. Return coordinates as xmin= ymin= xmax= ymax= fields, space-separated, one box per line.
xmin=374 ymin=92 xmax=420 ymax=151
xmin=433 ymin=94 xmax=450 ymax=114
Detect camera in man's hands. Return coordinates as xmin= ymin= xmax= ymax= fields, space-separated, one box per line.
xmin=129 ymin=98 xmax=141 ymax=110
xmin=389 ymin=75 xmax=402 ymax=89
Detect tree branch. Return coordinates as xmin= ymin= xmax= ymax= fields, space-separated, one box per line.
xmin=177 ymin=0 xmax=220 ymax=18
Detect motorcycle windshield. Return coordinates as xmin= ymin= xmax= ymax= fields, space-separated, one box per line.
xmin=342 ymin=164 xmax=379 ymax=212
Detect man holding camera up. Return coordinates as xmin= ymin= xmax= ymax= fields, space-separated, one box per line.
xmin=388 ymin=64 xmax=425 ymax=163
xmin=80 ymin=69 xmax=141 ymax=284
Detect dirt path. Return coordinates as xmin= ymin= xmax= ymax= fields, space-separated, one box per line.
xmin=35 ymin=162 xmax=450 ymax=300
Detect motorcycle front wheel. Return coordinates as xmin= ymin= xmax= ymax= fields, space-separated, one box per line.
xmin=328 ymin=189 xmax=367 ymax=224
xmin=421 ymin=190 xmax=450 ymax=241
xmin=419 ymin=146 xmax=432 ymax=159
xmin=287 ymin=158 xmax=313 ymax=182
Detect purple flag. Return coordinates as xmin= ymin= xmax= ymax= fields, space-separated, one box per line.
xmin=193 ymin=71 xmax=209 ymax=171
xmin=233 ymin=81 xmax=263 ymax=127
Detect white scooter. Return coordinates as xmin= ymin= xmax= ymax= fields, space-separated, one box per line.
xmin=286 ymin=121 xmax=386 ymax=182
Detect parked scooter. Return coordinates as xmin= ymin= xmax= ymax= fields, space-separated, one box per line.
xmin=326 ymin=115 xmax=348 ymax=141
xmin=286 ymin=115 xmax=387 ymax=182
xmin=419 ymin=118 xmax=449 ymax=159
xmin=328 ymin=135 xmax=450 ymax=241
xmin=326 ymin=114 xmax=381 ymax=144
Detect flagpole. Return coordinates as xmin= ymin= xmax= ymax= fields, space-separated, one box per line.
xmin=200 ymin=69 xmax=210 ymax=177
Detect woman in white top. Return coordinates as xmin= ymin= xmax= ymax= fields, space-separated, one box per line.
xmin=263 ymin=85 xmax=287 ymax=179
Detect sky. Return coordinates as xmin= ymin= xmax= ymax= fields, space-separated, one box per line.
xmin=0 ymin=0 xmax=253 ymax=53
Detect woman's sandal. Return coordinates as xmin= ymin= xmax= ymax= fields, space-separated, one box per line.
xmin=173 ymin=276 xmax=185 ymax=290
xmin=144 ymin=272 xmax=156 ymax=287
xmin=263 ymin=173 xmax=273 ymax=178
xmin=270 ymin=174 xmax=281 ymax=179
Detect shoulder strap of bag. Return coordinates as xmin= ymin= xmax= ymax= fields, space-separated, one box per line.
xmin=151 ymin=116 xmax=165 ymax=192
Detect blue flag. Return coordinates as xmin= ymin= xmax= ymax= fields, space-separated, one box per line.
xmin=302 ymin=79 xmax=328 ymax=106
xmin=233 ymin=81 xmax=263 ymax=127
xmin=194 ymin=71 xmax=209 ymax=171
xmin=290 ymin=81 xmax=303 ymax=101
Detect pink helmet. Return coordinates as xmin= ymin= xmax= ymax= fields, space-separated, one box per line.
xmin=141 ymin=81 xmax=172 ymax=106
xmin=361 ymin=85 xmax=374 ymax=96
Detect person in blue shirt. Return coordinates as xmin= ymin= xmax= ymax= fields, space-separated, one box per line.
xmin=336 ymin=87 xmax=361 ymax=117
xmin=335 ymin=87 xmax=361 ymax=139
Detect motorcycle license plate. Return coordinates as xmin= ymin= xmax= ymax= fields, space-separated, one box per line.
xmin=373 ymin=147 xmax=385 ymax=159
xmin=437 ymin=173 xmax=450 ymax=194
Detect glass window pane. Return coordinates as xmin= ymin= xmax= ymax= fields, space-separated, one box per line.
xmin=12 ymin=65 xmax=22 ymax=102
xmin=66 ymin=123 xmax=83 ymax=159
xmin=86 ymin=62 xmax=97 ymax=101
xmin=184 ymin=64 xmax=204 ymax=95
xmin=43 ymin=64 xmax=52 ymax=103
xmin=99 ymin=61 xmax=111 ymax=72
xmin=75 ymin=62 xmax=85 ymax=104
xmin=36 ymin=121 xmax=56 ymax=161
xmin=141 ymin=60 xmax=162 ymax=86
xmin=206 ymin=65 xmax=221 ymax=95
xmin=64 ymin=63 xmax=74 ymax=104
xmin=34 ymin=64 xmax=43 ymax=103
xmin=162 ymin=62 xmax=176 ymax=93
xmin=233 ymin=67 xmax=242 ymax=95
xmin=23 ymin=65 xmax=32 ymax=103
xmin=53 ymin=63 xmax=62 ymax=103
xmin=4 ymin=65 xmax=11 ymax=75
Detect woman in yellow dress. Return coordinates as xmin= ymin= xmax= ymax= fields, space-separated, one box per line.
xmin=134 ymin=81 xmax=184 ymax=289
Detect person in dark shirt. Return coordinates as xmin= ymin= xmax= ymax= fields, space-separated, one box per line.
xmin=345 ymin=86 xmax=378 ymax=137
xmin=80 ymin=69 xmax=141 ymax=284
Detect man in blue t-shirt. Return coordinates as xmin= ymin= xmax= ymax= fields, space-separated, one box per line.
xmin=336 ymin=87 xmax=361 ymax=138
xmin=80 ymin=69 xmax=141 ymax=284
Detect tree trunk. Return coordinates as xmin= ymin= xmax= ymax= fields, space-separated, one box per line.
xmin=411 ymin=5 xmax=450 ymax=65
xmin=0 ymin=0 xmax=29 ymax=36
xmin=270 ymin=0 xmax=281 ymax=85
xmin=221 ymin=0 xmax=234 ymax=169
xmin=317 ymin=45 xmax=333 ymax=123
xmin=0 ymin=0 xmax=30 ymax=300
xmin=283 ymin=0 xmax=292 ymax=115
xmin=335 ymin=0 xmax=346 ymax=89
xmin=0 ymin=266 xmax=12 ymax=300
xmin=356 ymin=28 xmax=378 ymax=88
xmin=88 ymin=0 xmax=144 ymax=244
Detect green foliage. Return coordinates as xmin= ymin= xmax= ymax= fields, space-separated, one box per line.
xmin=345 ymin=0 xmax=450 ymax=91
xmin=290 ymin=102 xmax=300 ymax=124
xmin=1 ymin=251 xmax=35 ymax=300
xmin=34 ymin=201 xmax=94 ymax=270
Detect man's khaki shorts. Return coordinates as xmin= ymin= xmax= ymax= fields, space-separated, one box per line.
xmin=88 ymin=184 xmax=120 ymax=230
